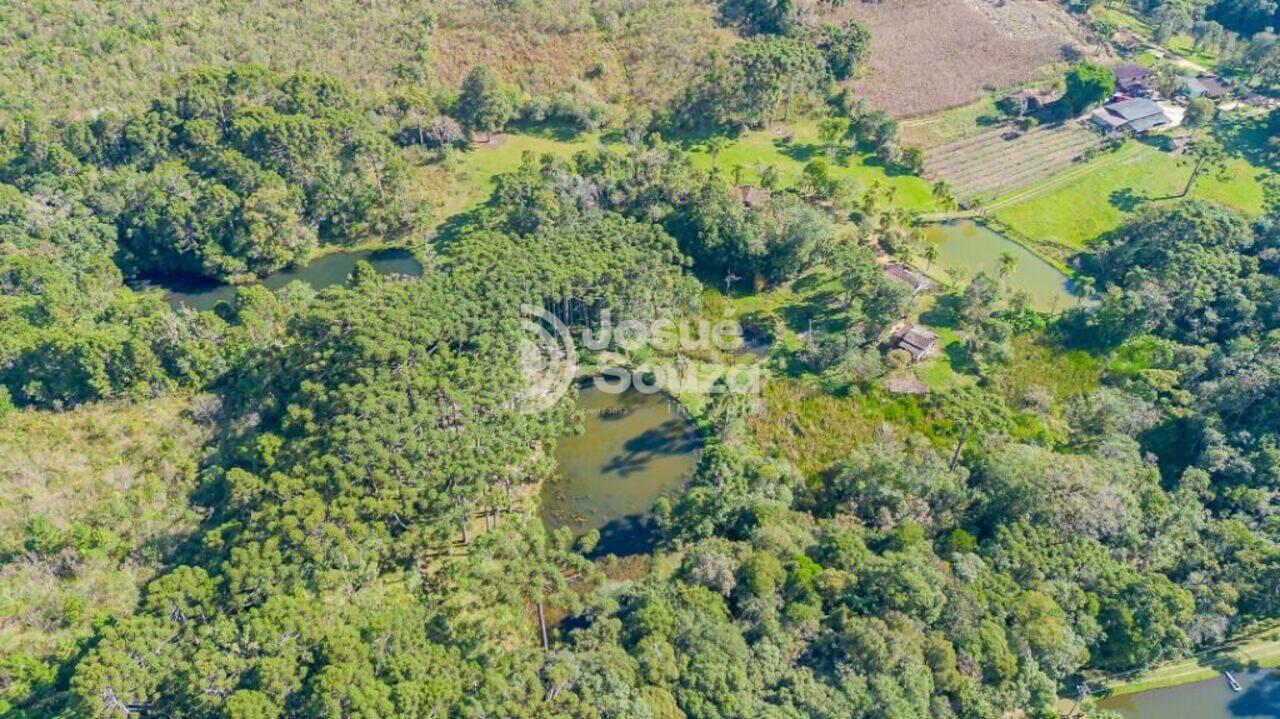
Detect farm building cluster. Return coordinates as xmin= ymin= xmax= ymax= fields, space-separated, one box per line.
xmin=1089 ymin=62 xmax=1232 ymax=136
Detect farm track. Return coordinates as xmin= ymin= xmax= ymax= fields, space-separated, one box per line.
xmin=924 ymin=122 xmax=1102 ymax=199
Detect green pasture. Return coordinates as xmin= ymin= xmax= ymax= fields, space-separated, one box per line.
xmin=683 ymin=120 xmax=938 ymax=211
xmin=990 ymin=138 xmax=1268 ymax=248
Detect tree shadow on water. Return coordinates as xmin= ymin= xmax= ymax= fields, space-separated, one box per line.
xmin=590 ymin=513 xmax=657 ymax=557
xmin=1227 ymin=673 xmax=1280 ymax=717
xmin=600 ymin=421 xmax=702 ymax=478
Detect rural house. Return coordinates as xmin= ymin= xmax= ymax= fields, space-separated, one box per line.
xmin=1113 ymin=63 xmax=1152 ymax=94
xmin=883 ymin=263 xmax=932 ymax=295
xmin=1181 ymin=75 xmax=1229 ymax=99
xmin=894 ymin=325 xmax=938 ymax=364
xmin=1090 ymin=98 xmax=1171 ymax=134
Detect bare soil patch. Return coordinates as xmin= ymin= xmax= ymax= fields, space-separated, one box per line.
xmin=470 ymin=133 xmax=511 ymax=150
xmin=825 ymin=0 xmax=1108 ymax=117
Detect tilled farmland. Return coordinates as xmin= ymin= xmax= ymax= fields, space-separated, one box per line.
xmin=924 ymin=121 xmax=1103 ymax=200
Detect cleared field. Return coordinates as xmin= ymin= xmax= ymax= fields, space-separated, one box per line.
xmin=990 ymin=139 xmax=1269 ymax=248
xmin=924 ymin=122 xmax=1103 ymax=200
xmin=826 ymin=0 xmax=1107 ymax=117
xmin=414 ymin=131 xmax=600 ymax=223
xmin=899 ymin=97 xmax=1001 ymax=149
xmin=683 ymin=120 xmax=937 ymax=211
xmin=415 ymin=120 xmax=940 ymax=228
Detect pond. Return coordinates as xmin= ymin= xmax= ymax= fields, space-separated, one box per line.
xmin=1098 ymin=670 xmax=1280 ymax=718
xmin=133 ymin=248 xmax=424 ymax=311
xmin=921 ymin=220 xmax=1084 ymax=313
xmin=540 ymin=381 xmax=704 ymax=557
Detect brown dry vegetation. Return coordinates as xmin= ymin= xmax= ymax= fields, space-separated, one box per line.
xmin=433 ymin=29 xmax=628 ymax=100
xmin=0 ymin=397 xmax=207 ymax=667
xmin=434 ymin=0 xmax=732 ymax=106
xmin=2 ymin=0 xmax=726 ymax=117
xmin=822 ymin=0 xmax=1108 ymax=117
xmin=0 ymin=0 xmax=436 ymax=116
xmin=604 ymin=0 xmax=738 ymax=107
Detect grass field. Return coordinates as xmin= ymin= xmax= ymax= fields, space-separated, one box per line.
xmin=1091 ymin=6 xmax=1220 ymax=70
xmin=1163 ymin=33 xmax=1221 ymax=70
xmin=684 ymin=120 xmax=938 ymax=211
xmin=415 ymin=120 xmax=940 ymax=226
xmin=989 ymin=138 xmax=1269 ymax=248
xmin=899 ymin=97 xmax=1002 ymax=149
xmin=749 ymin=379 xmax=940 ymax=477
xmin=414 ymin=130 xmax=600 ymax=222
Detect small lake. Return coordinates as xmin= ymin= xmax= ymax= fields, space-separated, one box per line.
xmin=1098 ymin=670 xmax=1280 ymax=718
xmin=921 ymin=220 xmax=1083 ymax=313
xmin=540 ymin=381 xmax=704 ymax=557
xmin=134 ymin=248 xmax=423 ymax=311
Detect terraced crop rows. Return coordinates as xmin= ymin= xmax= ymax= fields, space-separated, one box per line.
xmin=924 ymin=122 xmax=1102 ymax=201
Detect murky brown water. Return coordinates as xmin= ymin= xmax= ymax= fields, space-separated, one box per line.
xmin=540 ymin=381 xmax=703 ymax=556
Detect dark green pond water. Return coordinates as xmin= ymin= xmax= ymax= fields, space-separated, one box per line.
xmin=134 ymin=248 xmax=423 ymax=311
xmin=921 ymin=220 xmax=1085 ymax=313
xmin=540 ymin=382 xmax=703 ymax=556
xmin=1098 ymin=670 xmax=1280 ymax=718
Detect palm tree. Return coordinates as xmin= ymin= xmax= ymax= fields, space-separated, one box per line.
xmin=931 ymin=179 xmax=951 ymax=203
xmin=1075 ymin=275 xmax=1096 ymax=306
xmin=759 ymin=164 xmax=780 ymax=190
xmin=931 ymin=179 xmax=959 ymax=212
xmin=998 ymin=251 xmax=1018 ymax=277
xmin=893 ymin=243 xmax=914 ymax=265
xmin=706 ymin=136 xmax=731 ymax=169
xmin=923 ymin=243 xmax=939 ymax=272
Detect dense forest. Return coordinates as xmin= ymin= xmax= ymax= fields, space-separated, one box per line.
xmin=3 ymin=0 xmax=1280 ymax=718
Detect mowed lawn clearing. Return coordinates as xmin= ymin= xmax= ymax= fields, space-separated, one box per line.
xmin=989 ymin=140 xmax=1268 ymax=248
xmin=415 ymin=121 xmax=939 ymax=227
xmin=899 ymin=97 xmax=1001 ymax=149
xmin=684 ymin=120 xmax=938 ymax=211
xmin=414 ymin=131 xmax=600 ymax=223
